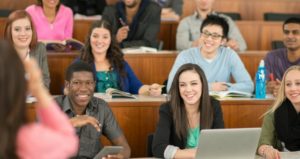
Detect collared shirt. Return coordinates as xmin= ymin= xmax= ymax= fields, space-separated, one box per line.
xmin=55 ymin=95 xmax=122 ymax=159
xmin=176 ymin=11 xmax=247 ymax=51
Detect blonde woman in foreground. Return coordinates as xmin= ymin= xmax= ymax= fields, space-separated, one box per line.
xmin=257 ymin=65 xmax=300 ymax=159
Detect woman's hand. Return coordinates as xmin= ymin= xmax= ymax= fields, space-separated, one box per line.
xmin=24 ymin=59 xmax=45 ymax=96
xmin=148 ymin=83 xmax=163 ymax=96
xmin=259 ymin=145 xmax=281 ymax=159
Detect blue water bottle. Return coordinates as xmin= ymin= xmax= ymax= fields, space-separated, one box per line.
xmin=255 ymin=60 xmax=266 ymax=99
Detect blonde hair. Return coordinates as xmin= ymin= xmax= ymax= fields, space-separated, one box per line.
xmin=267 ymin=65 xmax=300 ymax=114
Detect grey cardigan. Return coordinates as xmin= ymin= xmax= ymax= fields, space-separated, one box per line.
xmin=30 ymin=42 xmax=50 ymax=88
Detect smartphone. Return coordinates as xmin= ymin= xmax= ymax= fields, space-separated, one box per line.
xmin=93 ymin=146 xmax=123 ymax=159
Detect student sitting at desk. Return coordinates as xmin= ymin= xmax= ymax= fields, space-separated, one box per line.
xmin=4 ymin=10 xmax=50 ymax=88
xmin=265 ymin=17 xmax=300 ymax=97
xmin=167 ymin=15 xmax=253 ymax=93
xmin=55 ymin=61 xmax=131 ymax=158
xmin=152 ymin=64 xmax=224 ymax=158
xmin=79 ymin=19 xmax=162 ymax=96
xmin=176 ymin=0 xmax=247 ymax=52
xmin=102 ymin=0 xmax=161 ymax=48
xmin=0 ymin=40 xmax=78 ymax=159
xmin=26 ymin=0 xmax=73 ymax=44
xmin=257 ymin=65 xmax=300 ymax=159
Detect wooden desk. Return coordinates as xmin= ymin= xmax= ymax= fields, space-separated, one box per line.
xmin=27 ymin=96 xmax=273 ymax=157
xmin=47 ymin=51 xmax=266 ymax=94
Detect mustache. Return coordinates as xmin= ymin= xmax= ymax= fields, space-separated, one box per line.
xmin=286 ymin=39 xmax=297 ymax=42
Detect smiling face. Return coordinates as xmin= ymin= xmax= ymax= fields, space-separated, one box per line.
xmin=11 ymin=18 xmax=32 ymax=50
xmin=284 ymin=69 xmax=300 ymax=107
xmin=200 ymin=24 xmax=225 ymax=55
xmin=179 ymin=70 xmax=202 ymax=108
xmin=66 ymin=71 xmax=95 ymax=109
xmin=283 ymin=23 xmax=300 ymax=52
xmin=90 ymin=27 xmax=111 ymax=56
xmin=42 ymin=0 xmax=59 ymax=9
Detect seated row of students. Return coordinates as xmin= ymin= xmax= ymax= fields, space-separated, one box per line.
xmin=2 ymin=40 xmax=299 ymax=159
xmin=4 ymin=10 xmax=162 ymax=96
xmin=5 ymin=8 xmax=300 ymax=97
xmin=23 ymin=0 xmax=247 ymax=51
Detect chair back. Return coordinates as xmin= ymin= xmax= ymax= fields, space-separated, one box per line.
xmin=264 ymin=13 xmax=300 ymax=21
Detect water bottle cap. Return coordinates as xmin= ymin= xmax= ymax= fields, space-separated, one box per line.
xmin=259 ymin=60 xmax=265 ymax=67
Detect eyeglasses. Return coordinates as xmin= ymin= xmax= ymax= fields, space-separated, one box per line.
xmin=201 ymin=31 xmax=223 ymax=40
xmin=70 ymin=80 xmax=95 ymax=88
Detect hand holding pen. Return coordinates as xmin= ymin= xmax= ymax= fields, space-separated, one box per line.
xmin=116 ymin=18 xmax=130 ymax=43
xmin=267 ymin=73 xmax=281 ymax=96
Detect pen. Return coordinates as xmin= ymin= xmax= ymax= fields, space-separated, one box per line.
xmin=224 ymin=83 xmax=231 ymax=88
xmin=269 ymin=73 xmax=274 ymax=81
xmin=119 ymin=18 xmax=127 ymax=26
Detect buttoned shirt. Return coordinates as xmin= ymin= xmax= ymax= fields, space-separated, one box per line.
xmin=55 ymin=96 xmax=122 ymax=158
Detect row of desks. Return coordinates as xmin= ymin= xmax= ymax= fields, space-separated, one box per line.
xmin=27 ymin=95 xmax=274 ymax=157
xmin=0 ymin=18 xmax=284 ymax=50
xmin=47 ymin=51 xmax=267 ymax=94
xmin=73 ymin=20 xmax=284 ymax=50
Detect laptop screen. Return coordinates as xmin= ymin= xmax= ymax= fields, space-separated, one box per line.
xmin=195 ymin=128 xmax=261 ymax=159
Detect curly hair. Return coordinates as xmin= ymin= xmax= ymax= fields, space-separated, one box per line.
xmin=80 ymin=20 xmax=126 ymax=78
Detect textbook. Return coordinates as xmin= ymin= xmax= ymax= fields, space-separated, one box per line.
xmin=45 ymin=39 xmax=84 ymax=52
xmin=122 ymin=46 xmax=157 ymax=54
xmin=209 ymin=90 xmax=253 ymax=99
xmin=105 ymin=88 xmax=137 ymax=99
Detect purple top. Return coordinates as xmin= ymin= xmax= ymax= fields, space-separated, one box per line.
xmin=264 ymin=48 xmax=300 ymax=81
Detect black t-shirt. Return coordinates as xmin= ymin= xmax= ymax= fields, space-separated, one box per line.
xmin=61 ymin=0 xmax=106 ymax=15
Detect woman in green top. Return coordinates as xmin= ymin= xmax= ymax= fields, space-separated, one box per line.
xmin=152 ymin=64 xmax=224 ymax=158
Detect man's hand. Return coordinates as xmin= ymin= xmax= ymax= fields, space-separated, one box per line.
xmin=267 ymin=79 xmax=281 ymax=97
xmin=70 ymin=115 xmax=101 ymax=132
xmin=116 ymin=26 xmax=129 ymax=43
xmin=226 ymin=39 xmax=239 ymax=51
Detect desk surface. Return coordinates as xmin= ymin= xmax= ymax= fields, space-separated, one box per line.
xmin=26 ymin=95 xmax=274 ymax=157
xmin=255 ymin=152 xmax=300 ymax=159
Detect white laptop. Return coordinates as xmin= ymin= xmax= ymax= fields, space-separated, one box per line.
xmin=195 ymin=128 xmax=261 ymax=159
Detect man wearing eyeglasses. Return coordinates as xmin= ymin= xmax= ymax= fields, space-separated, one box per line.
xmin=176 ymin=0 xmax=247 ymax=52
xmin=167 ymin=15 xmax=253 ymax=93
xmin=55 ymin=61 xmax=131 ymax=159
xmin=264 ymin=17 xmax=300 ymax=97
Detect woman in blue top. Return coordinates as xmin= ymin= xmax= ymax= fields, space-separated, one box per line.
xmin=80 ymin=20 xmax=162 ymax=95
xmin=152 ymin=64 xmax=224 ymax=158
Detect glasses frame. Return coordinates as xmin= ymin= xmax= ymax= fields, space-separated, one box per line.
xmin=201 ymin=30 xmax=224 ymax=40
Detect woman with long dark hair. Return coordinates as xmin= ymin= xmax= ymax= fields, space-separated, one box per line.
xmin=0 ymin=40 xmax=78 ymax=159
xmin=152 ymin=63 xmax=224 ymax=158
xmin=80 ymin=19 xmax=162 ymax=95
